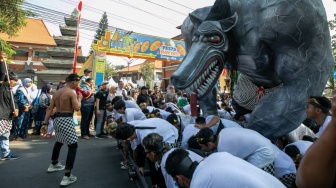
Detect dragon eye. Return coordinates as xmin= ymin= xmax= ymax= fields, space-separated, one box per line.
xmin=207 ymin=36 xmax=221 ymax=43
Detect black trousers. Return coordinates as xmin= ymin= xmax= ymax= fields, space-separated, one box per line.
xmin=51 ymin=142 xmax=78 ymax=170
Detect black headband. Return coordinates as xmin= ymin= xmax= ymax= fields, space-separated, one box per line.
xmin=308 ymin=98 xmax=330 ymax=113
xmin=196 ymin=135 xmax=215 ymax=144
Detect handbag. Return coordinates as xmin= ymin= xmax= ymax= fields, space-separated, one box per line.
xmin=31 ymin=89 xmax=41 ymax=113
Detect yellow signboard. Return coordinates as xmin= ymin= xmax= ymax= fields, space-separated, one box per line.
xmin=94 ymin=58 xmax=106 ymax=86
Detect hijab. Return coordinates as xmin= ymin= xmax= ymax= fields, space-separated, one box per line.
xmin=17 ymin=78 xmax=33 ymax=103
xmin=41 ymin=83 xmax=52 ymax=99
xmin=22 ymin=78 xmax=32 ymax=88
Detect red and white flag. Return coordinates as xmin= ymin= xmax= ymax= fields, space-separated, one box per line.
xmin=72 ymin=0 xmax=82 ymax=73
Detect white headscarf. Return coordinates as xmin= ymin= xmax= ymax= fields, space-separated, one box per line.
xmin=12 ymin=79 xmax=22 ymax=95
xmin=17 ymin=78 xmax=33 ymax=103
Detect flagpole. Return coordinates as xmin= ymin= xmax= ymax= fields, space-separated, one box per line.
xmin=72 ymin=0 xmax=82 ymax=73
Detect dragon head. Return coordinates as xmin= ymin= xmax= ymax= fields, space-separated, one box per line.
xmin=171 ymin=13 xmax=237 ymax=99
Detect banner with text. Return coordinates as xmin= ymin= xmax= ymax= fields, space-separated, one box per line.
xmin=92 ymin=29 xmax=186 ymax=62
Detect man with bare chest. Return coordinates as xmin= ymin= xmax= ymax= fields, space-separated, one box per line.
xmin=42 ymin=74 xmax=82 ymax=186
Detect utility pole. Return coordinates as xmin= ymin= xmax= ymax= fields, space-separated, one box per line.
xmin=121 ymin=57 xmax=137 ymax=81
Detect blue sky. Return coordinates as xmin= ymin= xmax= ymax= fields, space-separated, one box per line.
xmin=25 ymin=0 xmax=336 ymax=66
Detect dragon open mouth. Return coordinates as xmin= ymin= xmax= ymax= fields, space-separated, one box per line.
xmin=184 ymin=57 xmax=222 ymax=98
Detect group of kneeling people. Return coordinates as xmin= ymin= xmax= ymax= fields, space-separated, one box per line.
xmin=106 ymin=97 xmax=318 ymax=188
xmin=104 ymin=92 xmax=336 ymax=188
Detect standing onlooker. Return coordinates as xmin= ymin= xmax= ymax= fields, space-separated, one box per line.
xmin=151 ymin=86 xmax=164 ymax=108
xmin=80 ymin=69 xmax=92 ymax=88
xmin=107 ymin=85 xmax=117 ymax=102
xmin=178 ymin=93 xmax=189 ymax=109
xmin=29 ymin=84 xmax=39 ymax=130
xmin=43 ymin=73 xmax=82 ymax=186
xmin=80 ymin=78 xmax=95 ymax=140
xmin=116 ymin=80 xmax=127 ymax=100
xmin=165 ymin=85 xmax=177 ymax=104
xmin=56 ymin=80 xmax=66 ymax=90
xmin=306 ymin=96 xmax=331 ymax=137
xmin=0 ymin=72 xmax=19 ymax=160
xmin=95 ymin=81 xmax=109 ymax=139
xmin=130 ymin=88 xmax=139 ymax=101
xmin=14 ymin=78 xmax=33 ymax=140
xmin=137 ymin=86 xmax=152 ymax=107
xmin=35 ymin=83 xmax=52 ymax=136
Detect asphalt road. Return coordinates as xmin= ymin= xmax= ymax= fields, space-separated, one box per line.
xmin=0 ymin=136 xmax=139 ymax=188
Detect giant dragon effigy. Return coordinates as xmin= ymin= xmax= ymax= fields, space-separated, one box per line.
xmin=171 ymin=0 xmax=334 ymax=139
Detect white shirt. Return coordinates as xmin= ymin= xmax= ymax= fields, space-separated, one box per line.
xmin=128 ymin=120 xmax=145 ymax=150
xmin=176 ymin=113 xmax=195 ymax=130
xmin=286 ymin=123 xmax=317 ymax=142
xmin=165 ymin=102 xmax=181 ymax=113
xmin=146 ymin=106 xmax=172 ymax=120
xmin=317 ymin=116 xmax=331 ymax=137
xmin=217 ymin=128 xmax=277 ymax=168
xmin=183 ymin=104 xmax=191 ymax=116
xmin=284 ymin=140 xmax=313 ymax=155
xmin=125 ymin=100 xmax=141 ymax=110
xmin=147 ymin=106 xmax=156 ymax=112
xmin=114 ymin=100 xmax=142 ymax=119
xmin=132 ymin=118 xmax=178 ymax=146
xmin=161 ymin=149 xmax=203 ymax=188
xmin=217 ymin=109 xmax=233 ymax=120
xmin=273 ymin=145 xmax=296 ymax=178
xmin=116 ymin=87 xmax=127 ymax=100
xmin=181 ymin=124 xmax=200 ymax=149
xmin=190 ymin=152 xmax=285 ymax=188
xmin=159 ymin=109 xmax=172 ymax=120
xmin=125 ymin=108 xmax=146 ymax=122
xmin=206 ymin=115 xmax=242 ymax=133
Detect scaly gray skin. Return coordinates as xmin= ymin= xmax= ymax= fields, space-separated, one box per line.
xmin=171 ymin=0 xmax=334 ymax=139
xmin=177 ymin=6 xmax=218 ymax=118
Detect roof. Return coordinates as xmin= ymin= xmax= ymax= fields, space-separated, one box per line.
xmin=8 ymin=64 xmax=47 ymax=71
xmin=0 ymin=18 xmax=57 ymax=46
xmin=116 ymin=60 xmax=162 ymax=73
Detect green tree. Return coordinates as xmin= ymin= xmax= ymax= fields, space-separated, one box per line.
xmin=105 ymin=62 xmax=116 ymax=80
xmin=140 ymin=61 xmax=155 ymax=88
xmin=114 ymin=65 xmax=125 ymax=70
xmin=327 ymin=2 xmax=336 ymax=91
xmin=0 ymin=0 xmax=35 ymax=56
xmin=90 ymin=12 xmax=108 ymax=54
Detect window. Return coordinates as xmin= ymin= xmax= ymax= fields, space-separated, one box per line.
xmin=12 ymin=50 xmax=28 ymax=56
xmin=156 ymin=72 xmax=162 ymax=80
xmin=34 ymin=51 xmax=50 ymax=58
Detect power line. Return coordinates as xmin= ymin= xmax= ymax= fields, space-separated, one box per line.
xmin=22 ymin=2 xmax=117 ymax=31
xmin=60 ymin=0 xmax=177 ymax=36
xmin=24 ymin=1 xmax=180 ymax=37
xmin=22 ymin=5 xmax=114 ymax=34
xmin=143 ymin=0 xmax=187 ymax=16
xmin=109 ymin=0 xmax=180 ymax=26
xmin=167 ymin=0 xmax=194 ymax=10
